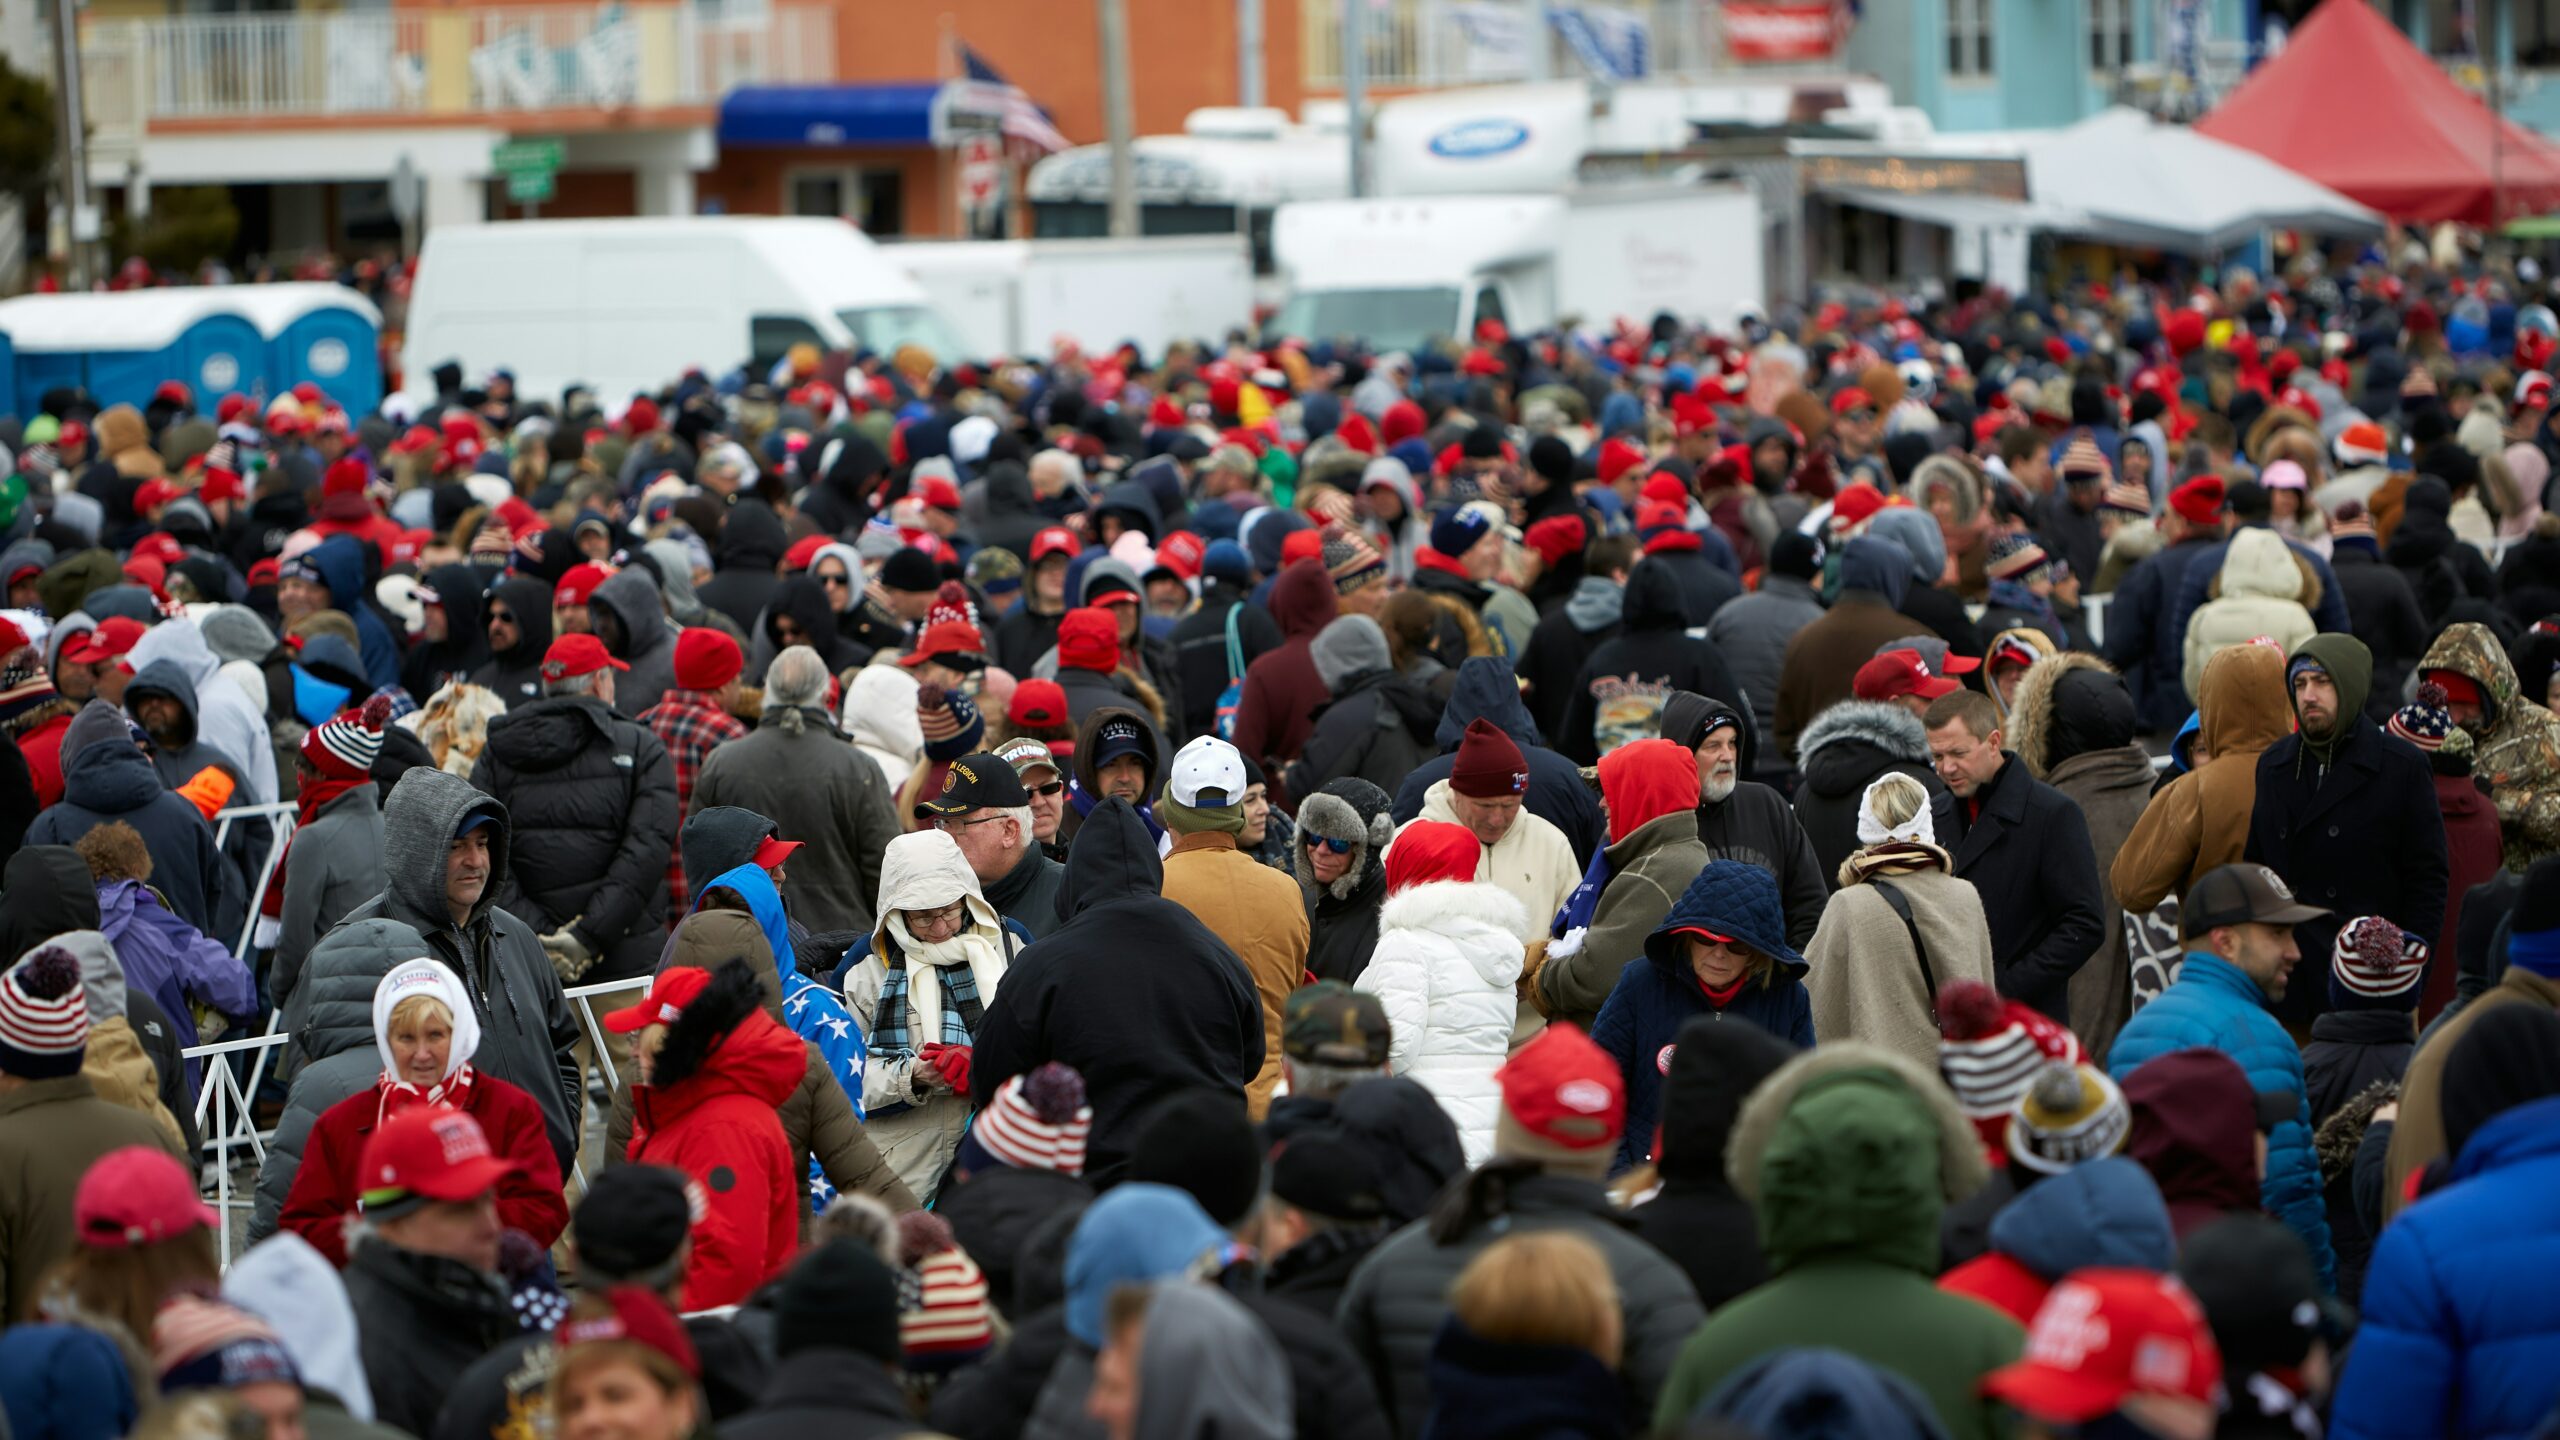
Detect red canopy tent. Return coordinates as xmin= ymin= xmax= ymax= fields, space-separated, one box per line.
xmin=2195 ymin=0 xmax=2560 ymax=225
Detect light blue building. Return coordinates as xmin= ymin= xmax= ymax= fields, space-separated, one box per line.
xmin=1839 ymin=0 xmax=2165 ymax=132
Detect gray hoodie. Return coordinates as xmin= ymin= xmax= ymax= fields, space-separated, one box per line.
xmin=591 ymin=567 xmax=678 ymax=719
xmin=127 ymin=617 xmax=277 ymax=804
xmin=226 ymin=1233 xmax=380 ymax=1423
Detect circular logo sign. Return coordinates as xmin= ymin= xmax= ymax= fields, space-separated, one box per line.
xmin=1427 ymin=118 xmax=1530 ymax=159
xmin=201 ymin=353 xmax=239 ymax=391
xmin=309 ymin=338 xmax=349 ymax=378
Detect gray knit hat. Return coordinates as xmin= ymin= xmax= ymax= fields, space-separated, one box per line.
xmin=197 ymin=605 xmax=275 ymax=666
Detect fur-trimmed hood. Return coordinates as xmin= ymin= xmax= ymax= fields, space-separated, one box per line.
xmin=1727 ymin=1041 xmax=1986 ymax=1276
xmin=1379 ymin=879 xmax=1533 ymax=973
xmin=1796 ymin=701 xmax=1932 ymax=798
xmin=2007 ymin=650 xmax=2121 ymax=780
xmin=2316 ymin=1077 xmax=2399 ymax=1183
xmin=1291 ymin=779 xmax=1393 ymax=902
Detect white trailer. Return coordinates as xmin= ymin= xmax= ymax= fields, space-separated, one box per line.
xmin=888 ymin=235 xmax=1256 ymax=360
xmin=1269 ymin=184 xmax=1762 ymax=351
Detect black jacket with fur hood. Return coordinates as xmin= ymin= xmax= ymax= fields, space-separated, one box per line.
xmin=1294 ymin=778 xmax=1393 ymax=984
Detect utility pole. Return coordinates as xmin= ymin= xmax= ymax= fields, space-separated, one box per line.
xmin=1525 ymin=0 xmax=1549 ymax=80
xmin=1344 ymin=0 xmax=1367 ymax=197
xmin=1238 ymin=0 xmax=1264 ymax=108
xmin=47 ymin=0 xmax=90 ymax=289
xmin=1099 ymin=0 xmax=1138 ymax=237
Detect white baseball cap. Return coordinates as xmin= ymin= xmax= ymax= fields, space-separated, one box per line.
xmin=1167 ymin=735 xmax=1248 ymax=808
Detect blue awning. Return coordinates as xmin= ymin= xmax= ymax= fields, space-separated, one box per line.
xmin=719 ymin=83 xmax=950 ymax=147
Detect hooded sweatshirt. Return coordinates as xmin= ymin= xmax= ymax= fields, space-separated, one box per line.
xmin=2122 ymin=1048 xmax=2265 ymax=1239
xmin=1233 ymin=559 xmax=1338 ymax=790
xmin=28 ymin=702 xmax=232 ymax=939
xmin=1539 ymin=740 xmax=1708 ymax=1032
xmin=1133 ymin=1285 xmax=1292 ymax=1440
xmin=589 ymin=567 xmax=678 ymax=717
xmin=298 ymin=535 xmax=400 ymax=692
xmin=1558 ymin=560 xmax=1753 ymax=766
xmin=468 ymin=576 xmax=555 ymax=707
xmin=401 ymin=563 xmax=490 ymax=705
xmin=697 ymin=499 xmax=789 ymax=633
xmin=2113 ymin=642 xmax=2294 ymax=912
xmin=225 ymin=1233 xmax=381 ymax=1425
xmin=968 ymin=799 xmax=1264 ymax=1184
xmin=1937 ymin=1157 xmax=2176 ymax=1324
xmin=128 ymin=617 xmax=278 ymax=805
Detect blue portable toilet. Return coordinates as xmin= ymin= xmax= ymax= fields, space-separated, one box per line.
xmin=236 ymin=284 xmax=383 ymax=411
xmin=0 ymin=290 xmax=271 ymax=412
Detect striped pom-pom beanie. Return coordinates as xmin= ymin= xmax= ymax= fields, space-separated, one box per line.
xmin=300 ymin=692 xmax=392 ymax=781
xmin=0 ymin=945 xmax=90 ymax=1077
xmin=958 ymin=1062 xmax=1092 ymax=1176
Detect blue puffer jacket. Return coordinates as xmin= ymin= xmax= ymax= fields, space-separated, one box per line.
xmin=1590 ymin=860 xmax=1813 ymax=1173
xmin=2331 ymin=1094 xmax=2560 ymax=1440
xmin=2107 ymin=953 xmax=2335 ymax=1288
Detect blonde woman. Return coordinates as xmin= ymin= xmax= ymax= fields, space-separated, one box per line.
xmin=1803 ymin=773 xmax=1998 ymax=1072
xmin=1424 ymin=1231 xmax=1625 ymax=1439
xmin=276 ymin=958 xmax=565 ymax=1267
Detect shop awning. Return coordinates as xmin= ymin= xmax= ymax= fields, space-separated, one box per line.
xmin=719 ymin=82 xmax=1001 ymax=148
xmin=1821 ymin=186 xmax=2087 ymax=235
xmin=2015 ymin=108 xmax=2384 ymax=255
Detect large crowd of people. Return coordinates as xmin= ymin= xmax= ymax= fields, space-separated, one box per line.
xmin=0 ymin=256 xmax=2552 ymax=1440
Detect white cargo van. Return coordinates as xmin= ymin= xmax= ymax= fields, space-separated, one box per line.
xmin=1269 ymin=186 xmax=1764 ymax=352
xmin=888 ymin=235 xmax=1255 ymax=360
xmin=400 ymin=217 xmax=969 ymax=404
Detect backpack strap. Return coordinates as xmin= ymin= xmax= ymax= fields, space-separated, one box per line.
xmin=1869 ymin=879 xmax=1939 ymax=1016
xmin=1223 ymin=601 xmax=1245 ymax=684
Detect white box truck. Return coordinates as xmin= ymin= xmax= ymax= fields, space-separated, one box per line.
xmin=887 ymin=235 xmax=1256 ymax=360
xmin=1269 ymin=185 xmax=1764 ymax=351
xmin=399 ymin=216 xmax=972 ymax=405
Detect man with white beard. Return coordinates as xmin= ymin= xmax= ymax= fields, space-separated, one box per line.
xmin=1662 ymin=692 xmax=1828 ymax=948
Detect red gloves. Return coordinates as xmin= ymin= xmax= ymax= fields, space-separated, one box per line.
xmin=919 ymin=1043 xmax=972 ymax=1095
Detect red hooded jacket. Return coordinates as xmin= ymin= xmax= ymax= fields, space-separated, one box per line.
xmin=629 ymin=1004 xmax=807 ymax=1309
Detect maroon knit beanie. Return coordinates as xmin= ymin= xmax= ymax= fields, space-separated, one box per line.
xmin=1448 ymin=718 xmax=1528 ymax=800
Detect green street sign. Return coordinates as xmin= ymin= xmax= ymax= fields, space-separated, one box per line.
xmin=505 ymin=168 xmax=556 ymax=202
xmin=492 ymin=139 xmax=565 ymax=175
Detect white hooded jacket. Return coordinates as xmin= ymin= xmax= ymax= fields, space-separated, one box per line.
xmin=844 ymin=663 xmax=925 ymax=790
xmin=1355 ymin=878 xmax=1528 ymax=1166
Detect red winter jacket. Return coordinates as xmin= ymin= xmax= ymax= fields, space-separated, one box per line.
xmin=17 ymin=711 xmax=70 ymax=809
xmin=628 ymin=1007 xmax=805 ymax=1309
xmin=277 ymin=1072 xmax=568 ymax=1268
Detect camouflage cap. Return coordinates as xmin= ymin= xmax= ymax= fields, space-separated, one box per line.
xmin=1282 ymin=981 xmax=1389 ymax=1067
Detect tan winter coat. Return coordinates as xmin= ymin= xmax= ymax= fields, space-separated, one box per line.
xmin=1804 ymin=856 xmax=1996 ymax=1073
xmin=1158 ymin=829 xmax=1311 ymax=1120
xmin=84 ymin=1016 xmax=185 ymax=1152
xmin=0 ymin=1075 xmax=184 ymax=1323
xmin=1412 ymin=779 xmax=1580 ymax=939
xmin=2384 ymin=966 xmax=2560 ymax=1219
xmin=2113 ymin=643 xmax=2296 ymax=913
xmin=2181 ymin=527 xmax=2319 ymax=700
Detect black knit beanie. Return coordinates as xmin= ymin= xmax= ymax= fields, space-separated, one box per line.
xmin=1125 ymin=1089 xmax=1263 ymax=1227
xmin=2440 ymin=1002 xmax=2560 ymax=1162
xmin=772 ymin=1237 xmax=904 ymax=1363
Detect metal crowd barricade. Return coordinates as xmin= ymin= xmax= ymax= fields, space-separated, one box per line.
xmin=211 ymin=800 xmax=298 ymax=963
xmin=184 ymin=973 xmax=652 ymax=1269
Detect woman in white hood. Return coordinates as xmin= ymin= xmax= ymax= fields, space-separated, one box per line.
xmin=1356 ymin=818 xmax=1528 ymax=1166
xmin=845 ymin=662 xmax=926 ymax=789
xmin=840 ymin=829 xmax=1012 ymax=1203
xmin=273 ymin=958 xmax=567 ymax=1266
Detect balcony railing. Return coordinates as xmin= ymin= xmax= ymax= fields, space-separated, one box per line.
xmin=1302 ymin=0 xmax=1730 ymax=90
xmin=79 ymin=0 xmax=833 ymax=142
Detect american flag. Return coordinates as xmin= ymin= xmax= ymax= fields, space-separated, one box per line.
xmin=961 ymin=44 xmax=1070 ymax=155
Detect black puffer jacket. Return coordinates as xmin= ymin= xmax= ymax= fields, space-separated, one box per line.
xmin=1294 ymin=779 xmax=1392 ymax=984
xmin=1338 ymin=1166 xmax=1706 ymax=1439
xmin=969 ymin=800 xmax=1264 ymax=1184
xmin=343 ymin=1238 xmax=517 ymax=1437
xmin=468 ymin=576 xmax=555 ymax=708
xmin=1627 ymin=1015 xmax=1795 ymax=1310
xmin=697 ymin=499 xmax=789 ymax=634
xmin=469 ymin=694 xmax=677 ymax=983
xmin=1789 ymin=700 xmax=1946 ymax=886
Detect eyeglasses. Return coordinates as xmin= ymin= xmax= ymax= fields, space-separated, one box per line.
xmin=1027 ymin=781 xmax=1065 ymax=798
xmin=906 ymin=902 xmax=967 ymax=936
xmin=1303 ymin=835 xmax=1355 ymax=855
xmin=931 ymin=813 xmax=1010 ymax=834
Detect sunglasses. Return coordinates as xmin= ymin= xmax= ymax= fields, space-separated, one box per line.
xmin=1028 ymin=780 xmax=1065 ymax=797
xmin=1303 ymin=835 xmax=1355 ymax=855
xmin=819 ymin=572 xmax=851 ymax=588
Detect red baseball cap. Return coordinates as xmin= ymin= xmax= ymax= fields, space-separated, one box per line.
xmin=1496 ymin=1024 xmax=1624 ymax=1151
xmin=65 ymin=616 xmax=147 ymax=666
xmin=899 ymin=619 xmax=988 ymax=670
xmin=1154 ymin=531 xmax=1206 ymax=582
xmin=540 ymin=633 xmax=629 ymax=682
xmin=782 ymin=534 xmax=832 ymax=573
xmin=1008 ymin=678 xmax=1069 ymax=729
xmin=1829 ymin=386 xmax=1877 ymax=417
xmin=133 ymin=479 xmax=183 ymax=514
xmin=1854 ymin=649 xmax=1961 ymax=703
xmin=605 ymin=965 xmax=714 ymax=1034
xmin=557 ymin=1286 xmax=701 ymax=1380
xmin=357 ymin=1106 xmax=521 ymax=1211
xmin=1983 ymin=1270 xmax=2222 ymax=1424
xmin=76 ymin=1146 xmax=218 ymax=1248
xmin=1031 ymin=527 xmax=1080 ymax=564
xmin=752 ymin=835 xmax=803 ymax=870
xmin=553 ymin=563 xmax=616 ymax=608
xmin=917 ymin=474 xmax=964 ymax=511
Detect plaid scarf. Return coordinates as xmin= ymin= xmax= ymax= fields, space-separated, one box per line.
xmin=873 ymin=954 xmax=985 ymax=1057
